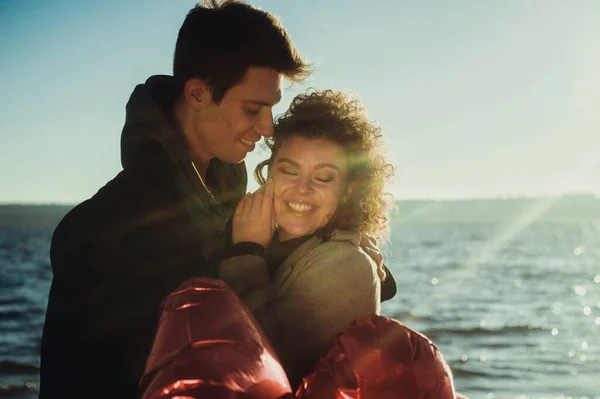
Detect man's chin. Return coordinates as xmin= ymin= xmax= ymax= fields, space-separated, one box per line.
xmin=218 ymin=153 xmax=247 ymax=165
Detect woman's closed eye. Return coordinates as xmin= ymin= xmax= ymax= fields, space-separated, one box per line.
xmin=279 ymin=168 xmax=298 ymax=176
xmin=314 ymin=169 xmax=338 ymax=183
xmin=315 ymin=175 xmax=334 ymax=183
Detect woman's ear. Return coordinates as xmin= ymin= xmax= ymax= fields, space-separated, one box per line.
xmin=343 ymin=186 xmax=353 ymax=204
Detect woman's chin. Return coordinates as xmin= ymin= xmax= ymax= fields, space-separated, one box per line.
xmin=277 ymin=225 xmax=316 ymax=241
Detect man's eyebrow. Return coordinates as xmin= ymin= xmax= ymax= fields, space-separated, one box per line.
xmin=276 ymin=158 xmax=341 ymax=172
xmin=246 ymin=90 xmax=282 ymax=107
xmin=247 ymin=100 xmax=275 ymax=106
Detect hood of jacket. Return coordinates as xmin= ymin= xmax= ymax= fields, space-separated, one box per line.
xmin=120 ymin=75 xmax=247 ymax=256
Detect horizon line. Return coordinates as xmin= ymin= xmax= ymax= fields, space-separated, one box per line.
xmin=1 ymin=192 xmax=599 ymax=207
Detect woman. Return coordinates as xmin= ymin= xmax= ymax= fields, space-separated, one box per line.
xmin=218 ymin=89 xmax=395 ymax=388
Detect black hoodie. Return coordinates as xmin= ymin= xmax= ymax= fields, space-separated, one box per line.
xmin=39 ymin=76 xmax=246 ymax=399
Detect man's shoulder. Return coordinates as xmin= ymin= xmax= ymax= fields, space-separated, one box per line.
xmin=60 ymin=169 xmax=153 ymax=219
xmin=49 ymin=167 xmax=186 ymax=275
xmin=51 ymin=170 xmax=166 ymax=246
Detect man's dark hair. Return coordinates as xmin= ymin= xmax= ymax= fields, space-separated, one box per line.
xmin=174 ymin=0 xmax=310 ymax=103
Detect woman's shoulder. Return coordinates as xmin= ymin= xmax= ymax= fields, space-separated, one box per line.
xmin=309 ymin=229 xmax=374 ymax=268
xmin=274 ymin=229 xmax=378 ymax=298
xmin=327 ymin=229 xmax=362 ymax=247
xmin=276 ymin=229 xmax=374 ymax=282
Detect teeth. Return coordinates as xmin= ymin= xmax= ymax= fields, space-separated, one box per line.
xmin=288 ymin=202 xmax=313 ymax=212
xmin=240 ymin=138 xmax=254 ymax=146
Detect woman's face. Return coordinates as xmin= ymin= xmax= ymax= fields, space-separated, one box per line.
xmin=270 ymin=136 xmax=348 ymax=241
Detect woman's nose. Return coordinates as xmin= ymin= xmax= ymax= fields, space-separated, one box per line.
xmin=295 ymin=176 xmax=313 ymax=195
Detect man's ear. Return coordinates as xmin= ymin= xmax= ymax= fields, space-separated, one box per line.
xmin=183 ymin=78 xmax=212 ymax=110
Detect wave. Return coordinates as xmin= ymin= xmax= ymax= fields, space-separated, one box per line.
xmin=466 ymin=233 xmax=488 ymax=242
xmin=0 ymin=297 xmax=26 ymax=306
xmin=470 ymin=340 xmax=538 ymax=349
xmin=422 ymin=324 xmax=546 ymax=339
xmin=418 ymin=240 xmax=442 ymax=248
xmin=0 ymin=382 xmax=39 ymax=397
xmin=0 ymin=310 xmax=25 ymax=321
xmin=448 ymin=366 xmax=490 ymax=378
xmin=449 ymin=363 xmax=553 ymax=381
xmin=385 ymin=311 xmax=437 ymax=323
xmin=0 ymin=306 xmax=45 ymax=323
xmin=0 ymin=360 xmax=39 ymax=374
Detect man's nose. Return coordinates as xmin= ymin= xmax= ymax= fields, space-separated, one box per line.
xmin=256 ymin=110 xmax=274 ymax=138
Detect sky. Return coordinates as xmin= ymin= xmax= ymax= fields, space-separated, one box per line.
xmin=1 ymin=0 xmax=599 ymax=204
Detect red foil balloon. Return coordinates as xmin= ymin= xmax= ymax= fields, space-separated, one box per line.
xmin=139 ymin=277 xmax=292 ymax=399
xmin=295 ymin=315 xmax=457 ymax=399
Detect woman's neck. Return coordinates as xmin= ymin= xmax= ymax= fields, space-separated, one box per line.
xmin=277 ymin=229 xmax=319 ymax=242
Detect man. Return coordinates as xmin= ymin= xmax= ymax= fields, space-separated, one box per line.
xmin=39 ymin=1 xmax=309 ymax=397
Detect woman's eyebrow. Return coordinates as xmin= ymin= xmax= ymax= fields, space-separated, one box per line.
xmin=275 ymin=158 xmax=299 ymax=167
xmin=275 ymin=158 xmax=340 ymax=171
xmin=314 ymin=163 xmax=340 ymax=172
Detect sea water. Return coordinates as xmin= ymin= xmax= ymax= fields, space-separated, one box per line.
xmin=1 ymin=221 xmax=599 ymax=398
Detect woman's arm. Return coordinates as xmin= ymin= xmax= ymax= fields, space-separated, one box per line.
xmin=256 ymin=241 xmax=380 ymax=387
xmin=219 ymin=253 xmax=271 ymax=312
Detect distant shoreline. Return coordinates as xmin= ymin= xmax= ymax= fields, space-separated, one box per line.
xmin=1 ymin=194 xmax=599 ymax=228
xmin=2 ymin=192 xmax=598 ymax=207
xmin=0 ymin=204 xmax=75 ymax=229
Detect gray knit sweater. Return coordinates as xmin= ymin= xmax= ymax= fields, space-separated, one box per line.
xmin=219 ymin=229 xmax=381 ymax=388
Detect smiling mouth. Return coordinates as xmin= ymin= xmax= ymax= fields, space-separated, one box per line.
xmin=287 ymin=202 xmax=314 ymax=213
xmin=239 ymin=138 xmax=255 ymax=149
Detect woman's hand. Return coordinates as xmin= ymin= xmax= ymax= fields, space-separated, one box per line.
xmin=359 ymin=235 xmax=386 ymax=282
xmin=232 ymin=178 xmax=276 ymax=248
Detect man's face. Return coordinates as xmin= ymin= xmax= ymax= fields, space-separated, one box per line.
xmin=193 ymin=67 xmax=282 ymax=164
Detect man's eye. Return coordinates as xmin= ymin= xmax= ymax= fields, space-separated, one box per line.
xmin=244 ymin=106 xmax=260 ymax=115
xmin=245 ymin=108 xmax=260 ymax=115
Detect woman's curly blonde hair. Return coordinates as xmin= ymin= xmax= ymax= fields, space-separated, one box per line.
xmin=255 ymin=89 xmax=395 ymax=240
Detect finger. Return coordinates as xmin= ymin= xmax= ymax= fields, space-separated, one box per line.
xmin=377 ymin=265 xmax=387 ymax=282
xmin=255 ymin=183 xmax=266 ymax=194
xmin=261 ymin=178 xmax=274 ymax=213
xmin=271 ymin=206 xmax=276 ymax=230
xmin=372 ymin=250 xmax=384 ymax=265
xmin=234 ymin=195 xmax=245 ymax=217
xmin=359 ymin=235 xmax=376 ymax=251
xmin=363 ymin=242 xmax=376 ymax=253
xmin=251 ymin=191 xmax=264 ymax=214
xmin=365 ymin=246 xmax=383 ymax=266
xmin=236 ymin=193 xmax=251 ymax=218
xmin=361 ymin=235 xmax=377 ymax=248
